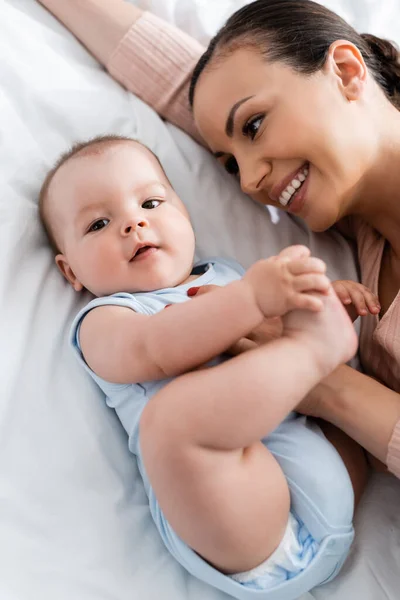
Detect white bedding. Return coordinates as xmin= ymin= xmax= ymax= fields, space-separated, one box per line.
xmin=0 ymin=1 xmax=399 ymax=599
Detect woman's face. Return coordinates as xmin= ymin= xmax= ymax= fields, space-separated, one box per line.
xmin=193 ymin=46 xmax=373 ymax=232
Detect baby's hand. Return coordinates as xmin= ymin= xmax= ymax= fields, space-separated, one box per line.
xmin=244 ymin=245 xmax=330 ymax=318
xmin=332 ymin=280 xmax=380 ymax=322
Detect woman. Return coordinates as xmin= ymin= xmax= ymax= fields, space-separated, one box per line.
xmin=38 ymin=0 xmax=400 ymax=478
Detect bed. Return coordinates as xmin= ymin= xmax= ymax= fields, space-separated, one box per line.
xmin=1 ymin=1 xmax=399 ymax=599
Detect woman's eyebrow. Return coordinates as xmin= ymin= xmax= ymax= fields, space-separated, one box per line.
xmin=225 ymin=95 xmax=254 ymax=137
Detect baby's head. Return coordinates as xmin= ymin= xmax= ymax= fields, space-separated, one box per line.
xmin=39 ymin=135 xmax=196 ymax=296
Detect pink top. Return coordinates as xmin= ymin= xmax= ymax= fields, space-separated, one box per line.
xmin=107 ymin=12 xmax=400 ymax=477
xmin=355 ymin=219 xmax=400 ymax=474
xmin=107 ymin=12 xmax=204 ymax=145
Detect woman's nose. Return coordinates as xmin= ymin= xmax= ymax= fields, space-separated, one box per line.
xmin=239 ymin=156 xmax=271 ymax=196
xmin=121 ymin=216 xmax=149 ymax=235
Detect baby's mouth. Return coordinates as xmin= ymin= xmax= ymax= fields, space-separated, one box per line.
xmin=130 ymin=244 xmax=158 ymax=262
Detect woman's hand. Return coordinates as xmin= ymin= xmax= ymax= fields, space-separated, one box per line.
xmin=296 ymin=364 xmax=400 ymax=469
xmin=187 ymin=284 xmax=283 ymax=355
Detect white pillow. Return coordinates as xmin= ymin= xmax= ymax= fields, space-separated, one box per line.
xmin=132 ymin=0 xmax=400 ymax=47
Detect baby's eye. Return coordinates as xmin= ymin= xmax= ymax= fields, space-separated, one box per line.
xmin=88 ymin=218 xmax=109 ymax=233
xmin=142 ymin=199 xmax=161 ymax=209
xmin=224 ymin=156 xmax=239 ymax=176
xmin=242 ymin=115 xmax=264 ymax=140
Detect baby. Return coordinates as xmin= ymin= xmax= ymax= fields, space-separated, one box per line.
xmin=39 ymin=135 xmax=373 ymax=599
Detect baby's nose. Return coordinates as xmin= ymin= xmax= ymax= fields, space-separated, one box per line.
xmin=122 ymin=217 xmax=149 ymax=235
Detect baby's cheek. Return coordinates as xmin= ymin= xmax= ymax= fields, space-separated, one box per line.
xmin=86 ymin=251 xmax=114 ymax=280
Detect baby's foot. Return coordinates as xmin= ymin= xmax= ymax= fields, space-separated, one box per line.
xmin=282 ymin=287 xmax=358 ymax=378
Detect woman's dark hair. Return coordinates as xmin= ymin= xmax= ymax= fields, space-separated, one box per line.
xmin=189 ymin=0 xmax=400 ymax=110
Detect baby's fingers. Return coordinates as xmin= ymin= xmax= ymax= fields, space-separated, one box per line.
xmin=292 ymin=293 xmax=324 ymax=312
xmin=294 ymin=273 xmax=331 ymax=294
xmin=332 ymin=281 xmax=352 ymax=305
xmin=350 ymin=288 xmax=368 ymax=315
xmin=363 ymin=288 xmax=381 ymax=315
xmin=288 ymin=257 xmax=327 ymax=275
xmin=278 ymin=245 xmax=310 ymax=261
xmin=350 ymin=285 xmax=381 ymax=316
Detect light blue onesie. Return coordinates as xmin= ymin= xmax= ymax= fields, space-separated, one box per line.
xmin=71 ymin=258 xmax=354 ymax=600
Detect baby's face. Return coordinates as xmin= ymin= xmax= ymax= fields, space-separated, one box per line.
xmin=51 ymin=142 xmax=196 ymax=296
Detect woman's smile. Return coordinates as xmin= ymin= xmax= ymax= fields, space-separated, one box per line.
xmin=270 ymin=163 xmax=309 ymax=208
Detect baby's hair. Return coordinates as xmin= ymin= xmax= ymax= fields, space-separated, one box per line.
xmin=39 ymin=134 xmax=144 ymax=253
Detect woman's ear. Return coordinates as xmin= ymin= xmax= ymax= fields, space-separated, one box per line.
xmin=55 ymin=254 xmax=83 ymax=291
xmin=325 ymin=40 xmax=367 ymax=101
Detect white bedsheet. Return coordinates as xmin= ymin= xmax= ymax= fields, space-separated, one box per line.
xmin=0 ymin=1 xmax=399 ymax=599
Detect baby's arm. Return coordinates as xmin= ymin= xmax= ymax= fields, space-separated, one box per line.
xmin=80 ymin=280 xmax=263 ymax=384
xmin=332 ymin=280 xmax=380 ymax=322
xmin=79 ymin=249 xmax=329 ymax=384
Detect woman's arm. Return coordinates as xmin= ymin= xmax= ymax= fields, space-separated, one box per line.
xmin=38 ymin=0 xmax=142 ymax=64
xmin=299 ymin=364 xmax=400 ymax=476
xmin=38 ymin=0 xmax=204 ymax=143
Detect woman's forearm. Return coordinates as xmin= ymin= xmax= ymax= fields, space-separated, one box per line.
xmin=38 ymin=0 xmax=204 ymax=142
xmin=315 ymin=365 xmax=400 ymax=466
xmin=37 ymin=0 xmax=142 ymax=65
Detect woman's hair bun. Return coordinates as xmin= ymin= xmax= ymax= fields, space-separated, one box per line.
xmin=361 ymin=33 xmax=400 ymax=105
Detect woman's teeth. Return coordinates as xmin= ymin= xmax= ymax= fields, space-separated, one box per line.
xmin=279 ymin=166 xmax=309 ymax=207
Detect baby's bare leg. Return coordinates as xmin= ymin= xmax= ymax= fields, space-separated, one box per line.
xmin=141 ymin=366 xmax=291 ymax=575
xmin=140 ymin=290 xmax=357 ymax=574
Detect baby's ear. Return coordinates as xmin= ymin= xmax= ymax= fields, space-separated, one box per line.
xmin=55 ymin=255 xmax=83 ymax=292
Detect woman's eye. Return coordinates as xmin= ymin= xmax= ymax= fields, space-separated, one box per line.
xmin=242 ymin=115 xmax=264 ymax=140
xmin=142 ymin=199 xmax=161 ymax=209
xmin=224 ymin=156 xmax=239 ymax=176
xmin=88 ymin=218 xmax=109 ymax=233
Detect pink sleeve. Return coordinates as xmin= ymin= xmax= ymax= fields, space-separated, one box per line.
xmin=106 ymin=12 xmax=205 ymax=145
xmin=387 ymin=420 xmax=400 ymax=478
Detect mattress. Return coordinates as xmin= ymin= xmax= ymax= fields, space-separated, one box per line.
xmin=0 ymin=1 xmax=399 ymax=599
